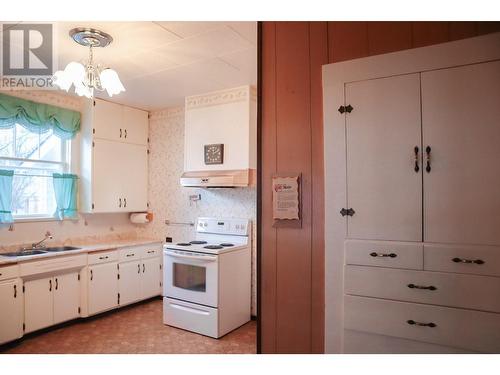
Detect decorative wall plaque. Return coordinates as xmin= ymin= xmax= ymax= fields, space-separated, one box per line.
xmin=272 ymin=175 xmax=300 ymax=221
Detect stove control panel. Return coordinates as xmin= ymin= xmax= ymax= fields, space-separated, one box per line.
xmin=197 ymin=217 xmax=249 ymax=236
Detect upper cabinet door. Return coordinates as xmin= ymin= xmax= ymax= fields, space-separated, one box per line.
xmin=119 ymin=143 xmax=148 ymax=212
xmin=122 ymin=106 xmax=148 ymax=145
xmin=92 ymin=99 xmax=124 ymax=142
xmin=422 ymin=61 xmax=500 ymax=245
xmin=346 ymin=73 xmax=422 ymax=241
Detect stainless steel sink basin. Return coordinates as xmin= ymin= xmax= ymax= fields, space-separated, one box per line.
xmin=44 ymin=246 xmax=81 ymax=252
xmin=1 ymin=249 xmax=48 ymax=257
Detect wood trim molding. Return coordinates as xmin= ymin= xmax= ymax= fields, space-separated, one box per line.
xmin=322 ymin=32 xmax=500 ymax=353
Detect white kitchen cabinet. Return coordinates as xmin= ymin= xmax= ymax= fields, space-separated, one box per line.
xmin=88 ymin=263 xmax=118 ymax=315
xmin=91 ymin=99 xmax=123 ymax=142
xmin=141 ymin=256 xmax=161 ymax=299
xmin=0 ymin=279 xmax=23 ymax=344
xmin=24 ymin=272 xmax=81 ymax=333
xmin=24 ymin=277 xmax=53 ymax=333
xmin=80 ymin=98 xmax=149 ymax=213
xmin=118 ymin=260 xmax=142 ymax=306
xmin=323 ymin=34 xmax=500 ymax=354
xmin=88 ymin=98 xmax=148 ymax=146
xmin=123 ymin=106 xmax=149 ymax=145
xmin=53 ymin=272 xmax=81 ymax=324
xmin=422 ymin=60 xmax=500 ymax=245
xmin=84 ymin=138 xmax=148 ymax=213
xmin=345 ymin=74 xmax=422 ymax=242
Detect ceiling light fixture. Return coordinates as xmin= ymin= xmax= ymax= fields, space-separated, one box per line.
xmin=52 ymin=28 xmax=125 ymax=99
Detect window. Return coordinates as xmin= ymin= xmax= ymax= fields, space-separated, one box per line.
xmin=0 ymin=124 xmax=71 ymax=220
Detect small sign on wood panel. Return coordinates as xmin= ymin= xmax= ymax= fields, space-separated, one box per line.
xmin=272 ymin=174 xmax=301 ymax=228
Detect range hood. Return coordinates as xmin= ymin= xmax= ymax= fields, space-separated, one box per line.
xmin=180 ymin=169 xmax=255 ymax=188
xmin=181 ymin=85 xmax=257 ymax=188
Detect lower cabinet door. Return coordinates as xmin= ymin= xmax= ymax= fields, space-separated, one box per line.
xmin=0 ymin=279 xmax=23 ymax=344
xmin=118 ymin=261 xmax=142 ymax=306
xmin=88 ymin=263 xmax=118 ymax=315
xmin=53 ymin=272 xmax=81 ymax=324
xmin=24 ymin=277 xmax=54 ymax=333
xmin=141 ymin=257 xmax=161 ymax=299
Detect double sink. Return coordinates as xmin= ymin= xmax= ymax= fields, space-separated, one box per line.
xmin=1 ymin=246 xmax=81 ymax=258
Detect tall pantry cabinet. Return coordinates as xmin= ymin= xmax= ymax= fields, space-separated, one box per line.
xmin=80 ymin=99 xmax=149 ymax=213
xmin=323 ymin=34 xmax=500 ymax=353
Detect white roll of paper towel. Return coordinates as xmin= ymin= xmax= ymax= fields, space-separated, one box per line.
xmin=129 ymin=213 xmax=151 ymax=224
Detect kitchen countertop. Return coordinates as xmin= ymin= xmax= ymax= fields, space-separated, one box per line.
xmin=0 ymin=238 xmax=163 ymax=266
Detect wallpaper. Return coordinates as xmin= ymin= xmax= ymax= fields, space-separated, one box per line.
xmin=137 ymin=107 xmax=258 ymax=315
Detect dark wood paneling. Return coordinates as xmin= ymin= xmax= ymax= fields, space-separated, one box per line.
xmin=449 ymin=21 xmax=477 ymax=40
xmin=260 ymin=21 xmax=278 ymax=354
xmin=367 ymin=21 xmax=412 ymax=56
xmin=476 ymin=21 xmax=500 ymax=35
xmin=275 ymin=21 xmax=312 ymax=353
xmin=412 ymin=21 xmax=449 ymax=48
xmin=309 ymin=21 xmax=328 ymax=354
xmin=327 ymin=22 xmax=368 ymax=62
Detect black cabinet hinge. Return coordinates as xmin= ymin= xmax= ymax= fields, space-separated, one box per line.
xmin=118 ymin=293 xmax=120 ymax=305
xmin=338 ymin=104 xmax=353 ymax=114
xmin=117 ymin=273 xmax=120 ymax=280
xmin=78 ymin=307 xmax=81 ymax=314
xmin=340 ymin=208 xmax=355 ymax=217
xmin=22 ymin=285 xmax=25 ymax=293
xmin=92 ymin=141 xmax=95 ymax=147
xmin=93 ymin=100 xmax=96 ymax=107
xmin=78 ymin=274 xmax=80 ymax=281
xmin=147 ymin=149 xmax=150 ymax=154
xmin=92 ymin=203 xmax=95 ymax=210
xmin=23 ymin=323 xmax=25 ymax=331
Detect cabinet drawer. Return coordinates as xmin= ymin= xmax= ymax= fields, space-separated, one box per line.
xmin=141 ymin=245 xmax=162 ymax=259
xmin=88 ymin=250 xmax=118 ymax=265
xmin=345 ymin=265 xmax=500 ymax=313
xmin=344 ymin=295 xmax=500 ymax=353
xmin=345 ymin=240 xmax=423 ymax=270
xmin=0 ymin=264 xmax=19 ymax=281
xmin=20 ymin=254 xmax=86 ymax=277
xmin=424 ymin=244 xmax=500 ymax=277
xmin=119 ymin=247 xmax=141 ymax=262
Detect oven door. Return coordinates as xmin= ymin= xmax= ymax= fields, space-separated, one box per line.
xmin=163 ymin=249 xmax=218 ymax=307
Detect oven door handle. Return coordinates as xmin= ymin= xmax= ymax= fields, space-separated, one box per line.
xmin=165 ymin=251 xmax=217 ymax=262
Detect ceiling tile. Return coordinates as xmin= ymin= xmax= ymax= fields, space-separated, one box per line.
xmin=152 ymin=26 xmax=253 ymax=66
xmin=225 ymin=22 xmax=257 ymax=45
xmin=219 ymin=47 xmax=257 ymax=85
xmin=154 ymin=21 xmax=225 ymax=38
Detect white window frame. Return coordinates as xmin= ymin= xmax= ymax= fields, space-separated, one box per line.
xmin=0 ymin=126 xmax=72 ymax=222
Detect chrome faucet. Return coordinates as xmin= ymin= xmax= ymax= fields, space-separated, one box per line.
xmin=31 ymin=231 xmax=53 ymax=249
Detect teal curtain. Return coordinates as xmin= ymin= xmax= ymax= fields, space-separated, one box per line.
xmin=53 ymin=173 xmax=78 ymax=220
xmin=0 ymin=169 xmax=14 ymax=223
xmin=0 ymin=93 xmax=81 ymax=140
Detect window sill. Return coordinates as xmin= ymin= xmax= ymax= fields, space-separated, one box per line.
xmin=14 ymin=217 xmax=59 ymax=223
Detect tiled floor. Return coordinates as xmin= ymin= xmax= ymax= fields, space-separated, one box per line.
xmin=1 ymin=298 xmax=256 ymax=354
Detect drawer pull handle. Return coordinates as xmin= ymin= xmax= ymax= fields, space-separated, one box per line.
xmin=370 ymin=252 xmax=397 ymax=258
xmin=147 ymin=250 xmax=155 ymax=254
xmin=407 ymin=319 xmax=436 ymax=328
xmin=99 ymin=256 xmax=109 ymax=260
xmin=90 ymin=270 xmax=93 ymax=281
xmin=126 ymin=253 xmax=135 ymax=257
xmin=14 ymin=284 xmax=17 ymax=298
xmin=407 ymin=283 xmax=437 ymax=291
xmin=138 ymin=264 xmax=140 ymax=273
xmin=452 ymin=257 xmax=484 ymax=265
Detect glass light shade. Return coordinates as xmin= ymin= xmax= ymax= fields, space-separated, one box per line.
xmin=100 ymin=68 xmax=126 ymax=97
xmin=52 ymin=62 xmax=86 ymax=93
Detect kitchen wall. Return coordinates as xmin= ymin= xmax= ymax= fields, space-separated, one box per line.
xmin=0 ymin=90 xmax=138 ymax=249
xmin=136 ymin=107 xmax=257 ymax=315
xmin=260 ymin=21 xmax=500 ymax=354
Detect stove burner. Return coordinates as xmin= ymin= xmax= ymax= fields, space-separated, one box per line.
xmin=204 ymin=245 xmax=223 ymax=250
xmin=190 ymin=241 xmax=208 ymax=245
xmin=176 ymin=242 xmax=192 ymax=246
xmin=220 ymin=243 xmax=234 ymax=247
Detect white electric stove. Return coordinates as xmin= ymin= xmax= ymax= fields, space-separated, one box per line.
xmin=162 ymin=217 xmax=251 ymax=338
